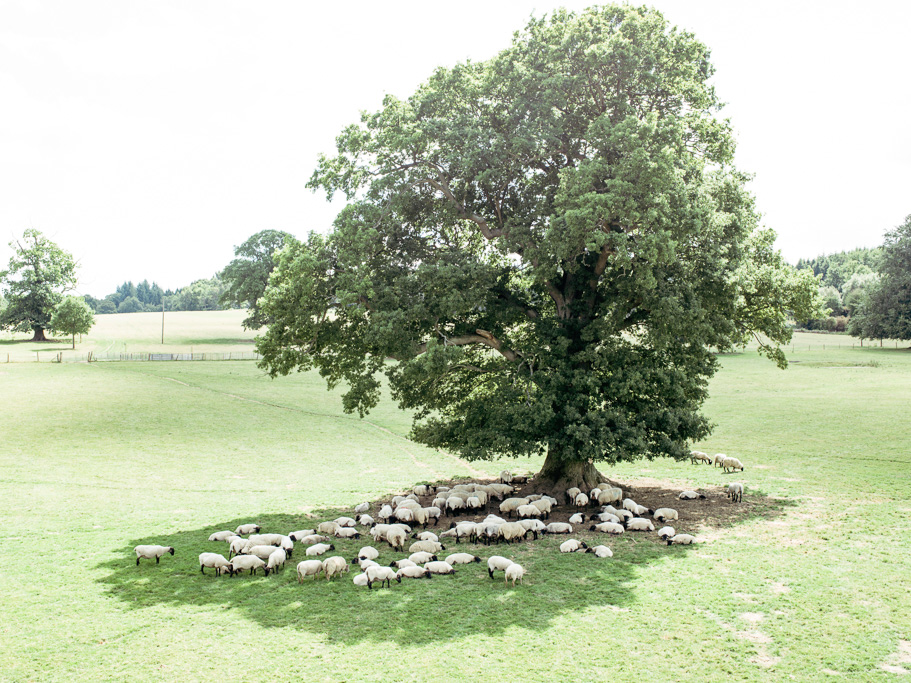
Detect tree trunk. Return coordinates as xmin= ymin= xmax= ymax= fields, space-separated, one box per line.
xmin=31 ymin=326 xmax=47 ymax=342
xmin=529 ymin=448 xmax=610 ymax=503
xmin=72 ymin=334 xmax=75 ymax=350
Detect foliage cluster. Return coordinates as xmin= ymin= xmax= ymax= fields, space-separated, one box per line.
xmin=84 ymin=276 xmax=230 ymax=315
xmin=256 ymin=5 xmax=820 ymax=486
xmin=219 ymin=230 xmax=294 ymax=329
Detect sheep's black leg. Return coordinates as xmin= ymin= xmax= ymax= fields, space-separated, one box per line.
xmin=156 ymin=557 xmax=160 ymax=564
xmin=200 ymin=565 xmax=205 ymax=574
xmin=136 ymin=558 xmax=140 ymax=566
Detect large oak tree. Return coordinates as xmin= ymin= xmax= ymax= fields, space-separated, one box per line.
xmin=256 ymin=5 xmax=820 ymax=491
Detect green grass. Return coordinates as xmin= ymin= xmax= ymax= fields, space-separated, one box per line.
xmin=2 ymin=318 xmax=910 ymax=680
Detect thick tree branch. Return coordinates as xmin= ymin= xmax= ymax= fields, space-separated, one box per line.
xmin=413 ymin=176 xmax=504 ymax=240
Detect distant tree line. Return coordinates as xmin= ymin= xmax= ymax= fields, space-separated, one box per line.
xmin=795 ymin=215 xmax=911 ymax=341
xmin=83 ymin=276 xmax=231 ymax=314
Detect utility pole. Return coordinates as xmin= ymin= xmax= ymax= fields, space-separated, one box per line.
xmin=161 ymin=300 xmax=165 ymax=344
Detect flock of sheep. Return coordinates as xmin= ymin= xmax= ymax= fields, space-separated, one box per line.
xmin=133 ymin=453 xmax=747 ymax=588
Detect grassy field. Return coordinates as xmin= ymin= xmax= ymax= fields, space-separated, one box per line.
xmin=2 ymin=316 xmax=909 ymax=681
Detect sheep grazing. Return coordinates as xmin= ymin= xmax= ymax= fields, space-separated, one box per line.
xmin=622 ymin=498 xmax=640 ymax=513
xmin=531 ymin=497 xmax=554 ymax=519
xmin=386 ymin=527 xmax=407 ymax=550
xmin=365 ymin=565 xmax=401 ymax=589
xmin=356 ymin=514 xmax=375 ymax=527
xmin=566 ymin=487 xmax=581 ymax=501
xmin=559 ymin=539 xmax=588 ymax=553
xmin=230 ymin=554 xmax=269 ymax=576
xmin=354 ymin=501 xmax=370 ymax=515
xmin=597 ymin=487 xmax=623 ymax=506
xmin=355 ymin=546 xmax=379 ymax=562
xmin=518 ymin=519 xmax=546 ymax=540
xmin=504 ymin=563 xmax=525 ymax=587
xmin=591 ymin=512 xmax=620 ymax=524
xmin=317 ymin=521 xmax=341 ymax=535
xmin=690 ymin=450 xmax=712 ymax=465
xmin=713 ymin=453 xmax=727 ymax=468
xmin=445 ymin=553 xmax=481 ymax=565
xmin=543 ymin=522 xmax=573 ymax=535
xmin=322 ymin=556 xmax=349 ymax=581
xmin=657 ymin=526 xmax=675 ymax=540
xmin=726 ymin=482 xmax=744 ymax=503
xmin=424 ymin=561 xmax=455 ymax=575
xmin=722 ymin=457 xmax=745 ymax=473
xmin=358 ymin=559 xmax=379 ymax=570
xmin=390 ymin=558 xmax=417 ymax=569
xmin=499 ymin=470 xmax=513 ymax=484
xmin=516 ymin=504 xmax=542 ymax=520
xmin=413 ymin=484 xmax=431 ymax=497
xmin=487 ymin=555 xmax=515 ymax=578
xmin=208 ymin=530 xmax=236 ymax=542
xmin=498 ymin=522 xmax=527 ymax=544
xmin=134 ymin=545 xmax=174 ymax=566
xmin=334 ymin=517 xmax=356 ymax=528
xmin=305 ymin=543 xmax=334 ymax=556
xmin=288 ymin=529 xmax=316 ymax=542
xmin=569 ymin=513 xmax=586 ymax=525
xmin=334 ymin=527 xmax=361 ymax=540
xmin=586 ymin=545 xmax=613 ymax=558
xmin=409 ymin=540 xmax=444 ymax=554
xmin=653 ymin=508 xmax=679 ymax=523
xmin=199 ymin=552 xmax=232 ymax=575
xmin=573 ymin=492 xmax=590 ymax=508
xmin=267 ymin=548 xmax=287 ymax=572
xmin=413 ymin=531 xmax=439 ymax=543
xmin=394 ymin=507 xmax=414 ymax=524
xmin=678 ymin=491 xmax=706 ymax=500
xmin=228 ymin=537 xmax=248 ymax=558
xmin=377 ymin=504 xmax=394 ymax=523
xmin=498 ymin=497 xmax=530 ymax=518
xmin=589 ymin=522 xmax=624 ymax=535
xmin=626 ymin=518 xmax=655 ymax=532
xmin=234 ymin=523 xmax=261 ymax=536
xmin=445 ymin=497 xmax=466 ymax=516
xmin=246 ymin=545 xmax=281 ymax=561
xmin=667 ymin=534 xmax=696 ymax=546
xmin=397 ymin=565 xmax=432 ymax=580
xmin=247 ymin=533 xmax=283 ymax=547
xmin=296 ymin=560 xmax=324 ymax=581
xmin=613 ymin=509 xmax=633 ymax=523
xmin=298 ymin=534 xmax=330 ymax=546
xmin=408 ymin=551 xmax=436 ymax=565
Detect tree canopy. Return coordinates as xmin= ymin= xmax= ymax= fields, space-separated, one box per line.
xmin=256 ymin=5 xmax=820 ymax=490
xmin=849 ymin=215 xmax=911 ymax=341
xmin=220 ymin=230 xmax=295 ymax=329
xmin=0 ymin=229 xmax=78 ymax=341
xmin=50 ymin=295 xmax=95 ymax=349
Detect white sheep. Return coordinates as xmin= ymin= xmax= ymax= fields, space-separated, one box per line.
xmin=317 ymin=521 xmax=340 ymax=535
xmin=322 ymin=556 xmax=349 ymax=581
xmin=423 ymin=561 xmax=455 ymax=575
xmin=267 ymin=548 xmax=287 ymax=572
xmin=334 ymin=517 xmax=356 ymax=528
xmin=713 ymin=453 xmax=727 ymax=468
xmin=354 ymin=501 xmax=370 ymax=515
xmin=198 ymin=552 xmax=232 ymax=575
xmin=573 ymin=492 xmax=590 ymax=508
xmin=397 ymin=565 xmax=432 ymax=579
xmin=298 ymin=534 xmax=330 ymax=546
xmin=414 ymin=531 xmax=439 ymax=543
xmin=377 ymin=504 xmax=394 ymax=522
xmin=207 ymin=530 xmax=236 ymax=542
xmin=543 ymin=522 xmax=573 ymax=535
xmin=334 ymin=527 xmax=361 ymax=540
xmin=591 ymin=512 xmax=621 ymax=524
xmin=726 ymin=482 xmax=744 ymax=503
xmin=352 ymin=573 xmax=369 ymax=587
xmin=499 ymin=497 xmax=531 ymax=518
xmin=394 ymin=507 xmax=415 ymax=523
xmin=499 ymin=470 xmax=513 ymax=484
xmin=667 ymin=534 xmax=696 ymax=545
xmin=657 ymin=526 xmax=675 ymax=540
xmin=722 ymin=457 xmax=745 ymax=473
xmin=586 ymin=545 xmax=613 ymax=558
xmin=560 ymin=539 xmax=588 ymax=553
xmin=409 ymin=540 xmax=444 ymax=554
xmin=357 ymin=514 xmax=375 ymax=527
xmin=566 ymin=487 xmax=581 ymax=501
xmin=613 ymin=509 xmax=634 ymax=523
xmin=653 ymin=508 xmax=679 ymax=523
xmin=504 ymin=562 xmax=525 ymax=586
xmin=530 ymin=498 xmax=554 ymax=519
xmin=445 ymin=497 xmax=466 ymax=515
xmin=518 ymin=519 xmax=547 ymax=540
xmin=246 ymin=545 xmax=281 ymax=561
xmin=230 ymin=554 xmax=268 ymax=576
xmin=626 ymin=518 xmax=655 ymax=532
xmin=487 ymin=555 xmax=515 ymax=578
xmin=228 ymin=537 xmax=248 ymax=558
xmin=365 ymin=565 xmax=401 ymax=589
xmin=358 ymin=558 xmax=379 ymax=570
xmin=134 ymin=545 xmax=174 ymax=566
xmin=390 ymin=558 xmax=416 ymax=569
xmin=386 ymin=527 xmax=407 ymax=550
xmin=305 ymin=543 xmax=334 ymax=556
xmin=690 ymin=450 xmax=712 ymax=465
xmin=296 ymin=560 xmax=324 ymax=581
xmin=288 ymin=529 xmax=316 ymax=542
xmin=234 ymin=523 xmax=261 ymax=535
xmin=597 ymin=487 xmax=623 ymax=506
xmin=622 ymin=498 xmax=640 ymax=513
xmin=568 ymin=513 xmax=586 ymax=525
xmin=677 ymin=491 xmax=706 ymax=500
xmin=413 ymin=484 xmax=431 ymax=497
xmin=589 ymin=522 xmax=624 ymax=534
xmin=498 ymin=522 xmax=528 ymax=544
xmin=355 ymin=546 xmax=379 ymax=562
xmin=247 ymin=533 xmax=283 ymax=547
xmin=408 ymin=551 xmax=436 ymax=565
xmin=445 ymin=553 xmax=482 ymax=565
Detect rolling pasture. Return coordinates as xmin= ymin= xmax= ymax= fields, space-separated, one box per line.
xmin=1 ymin=315 xmax=909 ymax=680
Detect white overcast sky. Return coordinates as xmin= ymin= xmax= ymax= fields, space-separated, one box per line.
xmin=2 ymin=1 xmax=909 ymax=297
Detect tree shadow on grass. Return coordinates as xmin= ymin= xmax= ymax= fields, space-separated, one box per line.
xmin=96 ymin=490 xmax=795 ymax=646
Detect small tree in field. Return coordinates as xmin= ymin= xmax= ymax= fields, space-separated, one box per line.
xmin=256 ymin=5 xmax=821 ymax=492
xmin=0 ymin=229 xmax=78 ymax=341
xmin=50 ymin=296 xmax=95 ymax=349
xmin=220 ymin=230 xmax=295 ymax=329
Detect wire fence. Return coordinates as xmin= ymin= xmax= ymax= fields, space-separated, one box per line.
xmin=5 ymin=351 xmax=264 ymax=364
